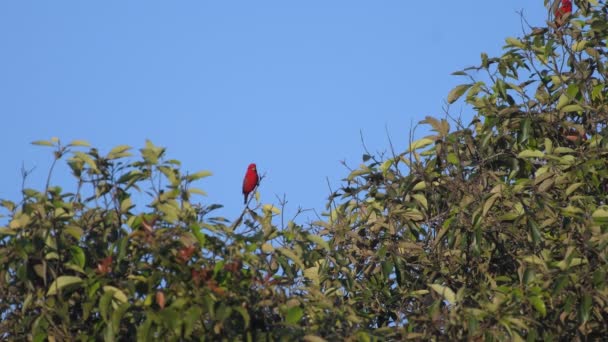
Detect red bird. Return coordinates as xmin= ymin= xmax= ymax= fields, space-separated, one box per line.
xmin=554 ymin=0 xmax=572 ymax=26
xmin=242 ymin=163 xmax=259 ymax=204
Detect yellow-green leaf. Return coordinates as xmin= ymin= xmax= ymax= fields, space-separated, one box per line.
xmin=565 ymin=183 xmax=583 ymax=197
xmin=556 ymin=93 xmax=569 ymax=110
xmin=186 ymin=170 xmax=213 ymax=182
xmin=103 ymin=286 xmax=128 ymax=304
xmin=412 ymin=193 xmax=428 ymax=210
xmin=188 ymin=188 xmax=208 ymax=197
xmin=412 ymin=181 xmax=426 ymax=191
xmin=429 ymin=283 xmax=457 ymax=303
xmin=31 ymin=140 xmax=54 ymax=147
xmin=529 ymin=296 xmax=546 ymax=317
xmin=561 ymin=104 xmax=583 ymax=113
xmin=483 ymin=193 xmax=500 ymax=217
xmin=407 ymin=137 xmax=434 ymax=151
xmin=572 ymin=40 xmax=587 ymax=52
xmin=447 ymin=84 xmax=472 ymax=104
xmin=107 ymin=145 xmax=133 ymax=160
xmin=120 ymin=197 xmax=132 ymax=213
xmin=303 ymin=266 xmax=320 ymax=286
xmin=0 ymin=227 xmax=16 ymax=236
xmin=277 ymin=248 xmax=305 ymax=269
xmin=261 ymin=243 xmax=274 ymax=253
xmin=47 ymin=276 xmax=83 ymax=296
xmin=306 ymin=234 xmax=330 ymax=251
xmin=263 ymin=204 xmax=281 ymax=215
xmin=69 ymin=140 xmax=91 ymax=147
xmin=592 ymin=207 xmax=608 ymax=223
xmin=518 ymin=150 xmax=544 ymax=158
xmin=285 ymin=306 xmax=303 ymax=324
xmin=505 ymin=37 xmax=525 ymax=48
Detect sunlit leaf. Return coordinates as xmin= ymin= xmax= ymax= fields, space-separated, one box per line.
xmin=31 ymin=140 xmax=54 ymax=147
xmin=306 ymin=234 xmax=330 ymax=251
xmin=186 ymin=170 xmax=213 ymax=182
xmin=47 ymin=276 xmax=83 ymax=296
xmin=529 ymin=296 xmax=546 ymax=317
xmin=429 ymin=283 xmax=457 ymax=303
xmin=285 ymin=306 xmax=303 ymax=324
xmin=69 ymin=139 xmax=91 ymax=147
xmin=407 ymin=137 xmax=434 ymax=151
xmin=103 ymin=286 xmax=128 ymax=304
xmin=518 ymin=150 xmax=544 ymax=158
xmin=277 ymin=248 xmax=305 ymax=269
xmin=447 ymin=84 xmax=472 ymax=104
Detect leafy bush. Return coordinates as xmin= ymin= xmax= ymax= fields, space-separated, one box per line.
xmin=2 ymin=1 xmax=608 ymax=340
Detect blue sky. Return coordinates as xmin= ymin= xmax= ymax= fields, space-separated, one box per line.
xmin=0 ymin=2 xmax=548 ymax=223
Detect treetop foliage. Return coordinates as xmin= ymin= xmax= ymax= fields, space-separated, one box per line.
xmin=2 ymin=1 xmax=608 ymax=340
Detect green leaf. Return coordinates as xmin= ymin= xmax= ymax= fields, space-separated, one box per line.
xmin=505 ymin=37 xmax=525 ymax=48
xmin=412 ymin=181 xmax=427 ymax=191
xmin=107 ymin=145 xmax=132 ymax=160
xmin=407 ymin=137 xmax=434 ymax=151
xmin=0 ymin=227 xmax=16 ymax=236
xmin=261 ymin=243 xmax=275 ymax=253
xmin=556 ymin=93 xmax=570 ymax=110
xmin=103 ymin=285 xmax=128 ymax=304
xmin=183 ymin=306 xmax=203 ymax=338
xmin=565 ymin=183 xmax=584 ymax=197
xmin=529 ymin=296 xmax=546 ymax=317
xmin=69 ymin=139 xmax=91 ymax=147
xmin=522 ymin=255 xmax=546 ymax=269
xmin=306 ymin=234 xmax=330 ymax=251
xmin=233 ymin=306 xmax=250 ymax=329
xmin=120 ymin=197 xmax=133 ymax=213
xmin=380 ymin=159 xmax=393 ymax=174
xmin=483 ymin=193 xmax=500 ymax=217
xmin=277 ymin=247 xmax=305 ymax=270
xmin=140 ymin=140 xmax=165 ymax=164
xmin=157 ymin=203 xmax=179 ymax=223
xmin=31 ymin=140 xmax=54 ymax=147
xmin=572 ymin=40 xmax=588 ymax=52
xmin=186 ymin=170 xmax=213 ymax=182
xmin=263 ymin=204 xmax=281 ymax=215
xmin=428 ymin=283 xmax=456 ymax=303
xmin=303 ymin=266 xmax=320 ymax=286
xmin=190 ymin=224 xmax=206 ymax=245
xmin=47 ymin=276 xmax=83 ymax=296
xmin=70 ymin=246 xmax=86 ymax=268
xmin=592 ymin=207 xmax=608 ymax=223
xmin=518 ymin=150 xmax=544 ymax=158
xmin=553 ymin=147 xmax=574 ymax=154
xmin=73 ymin=151 xmax=100 ymax=173
xmin=561 ymin=104 xmax=583 ymax=113
xmin=111 ymin=302 xmax=130 ymax=335
xmin=9 ymin=213 xmax=31 ymax=229
xmin=404 ymin=208 xmax=424 ymax=221
xmin=188 ymin=188 xmax=208 ymax=196
xmin=447 ymin=84 xmax=472 ymax=104
xmin=285 ymin=306 xmax=303 ymax=324
xmin=580 ymin=293 xmax=592 ymax=323
xmin=412 ymin=193 xmax=428 ymax=210
xmin=63 ymin=225 xmax=83 ymax=240
xmin=216 ymin=303 xmax=232 ymax=321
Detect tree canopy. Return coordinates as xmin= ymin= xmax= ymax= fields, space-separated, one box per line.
xmin=2 ymin=1 xmax=608 ymax=340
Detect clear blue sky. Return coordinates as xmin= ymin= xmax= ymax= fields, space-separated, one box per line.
xmin=0 ymin=2 xmax=547 ymax=223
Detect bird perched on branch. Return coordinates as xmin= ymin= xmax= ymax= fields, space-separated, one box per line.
xmin=242 ymin=163 xmax=259 ymax=204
